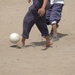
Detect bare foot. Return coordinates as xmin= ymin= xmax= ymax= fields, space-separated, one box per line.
xmin=44 ymin=36 xmax=53 ymax=47
xmin=44 ymin=42 xmax=53 ymax=47
xmin=45 ymin=43 xmax=53 ymax=47
xmin=16 ymin=40 xmax=25 ymax=48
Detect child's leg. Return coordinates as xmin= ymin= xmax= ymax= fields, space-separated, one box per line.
xmin=49 ymin=4 xmax=64 ymax=41
xmin=16 ymin=37 xmax=26 ymax=48
xmin=36 ymin=15 xmax=53 ymax=47
xmin=16 ymin=11 xmax=37 ymax=48
xmin=52 ymin=23 xmax=58 ymax=37
xmin=44 ymin=36 xmax=53 ymax=47
xmin=22 ymin=11 xmax=36 ymax=39
xmin=50 ymin=24 xmax=59 ymax=36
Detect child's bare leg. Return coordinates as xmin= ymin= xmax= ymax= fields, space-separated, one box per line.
xmin=44 ymin=36 xmax=53 ymax=47
xmin=16 ymin=37 xmax=26 ymax=48
xmin=52 ymin=24 xmax=57 ymax=37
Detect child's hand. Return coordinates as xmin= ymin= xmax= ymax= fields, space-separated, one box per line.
xmin=28 ymin=0 xmax=31 ymax=3
xmin=38 ymin=8 xmax=45 ymax=17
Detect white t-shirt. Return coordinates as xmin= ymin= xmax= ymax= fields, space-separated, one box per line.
xmin=50 ymin=0 xmax=64 ymax=5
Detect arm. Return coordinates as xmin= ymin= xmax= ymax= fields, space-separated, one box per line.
xmin=42 ymin=0 xmax=48 ymax=9
xmin=38 ymin=0 xmax=48 ymax=17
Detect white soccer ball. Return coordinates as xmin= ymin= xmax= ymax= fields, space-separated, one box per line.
xmin=9 ymin=33 xmax=20 ymax=44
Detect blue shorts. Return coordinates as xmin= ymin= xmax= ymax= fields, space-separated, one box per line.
xmin=22 ymin=10 xmax=49 ymax=39
xmin=46 ymin=3 xmax=64 ymax=25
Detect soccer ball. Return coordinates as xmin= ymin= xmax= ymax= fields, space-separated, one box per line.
xmin=9 ymin=33 xmax=20 ymax=44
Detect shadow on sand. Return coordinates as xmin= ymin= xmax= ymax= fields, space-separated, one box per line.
xmin=10 ymin=32 xmax=68 ymax=50
xmin=57 ymin=32 xmax=68 ymax=38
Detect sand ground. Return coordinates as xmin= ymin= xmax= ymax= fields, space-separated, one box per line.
xmin=0 ymin=0 xmax=75 ymax=75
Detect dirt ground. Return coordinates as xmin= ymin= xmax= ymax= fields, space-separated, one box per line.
xmin=0 ymin=0 xmax=75 ymax=75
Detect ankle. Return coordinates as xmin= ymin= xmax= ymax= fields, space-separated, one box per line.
xmin=21 ymin=38 xmax=25 ymax=43
xmin=44 ymin=36 xmax=50 ymax=40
